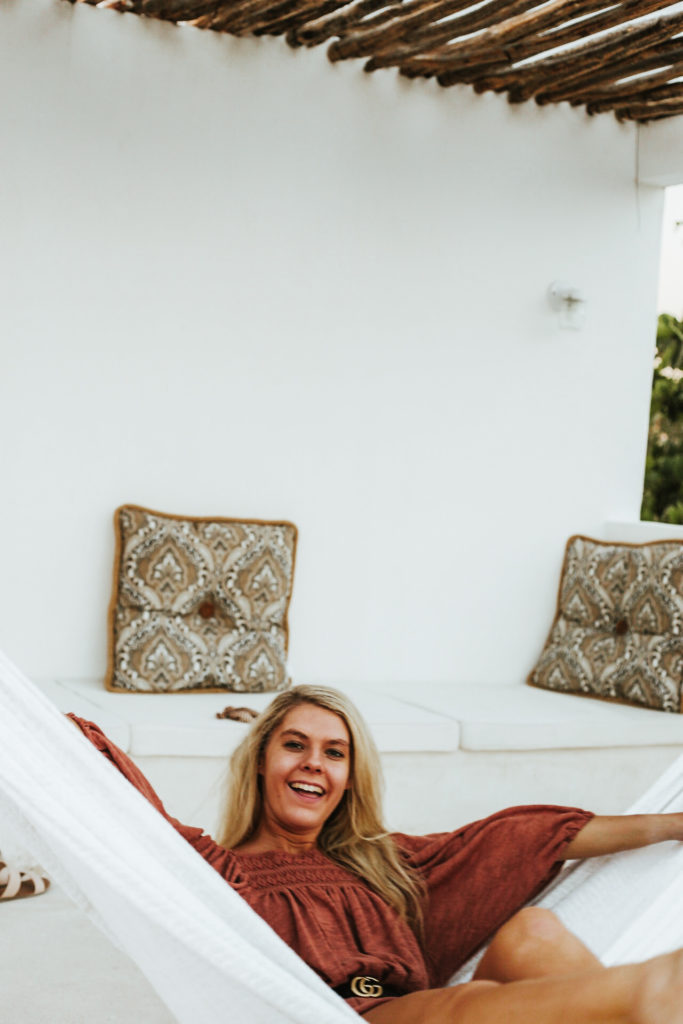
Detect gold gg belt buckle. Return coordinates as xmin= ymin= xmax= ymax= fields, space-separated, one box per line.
xmin=350 ymin=976 xmax=384 ymax=998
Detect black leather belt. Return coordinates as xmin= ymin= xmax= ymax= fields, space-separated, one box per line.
xmin=334 ymin=976 xmax=404 ymax=1000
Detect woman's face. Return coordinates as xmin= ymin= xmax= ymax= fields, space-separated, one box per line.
xmin=259 ymin=703 xmax=352 ymax=843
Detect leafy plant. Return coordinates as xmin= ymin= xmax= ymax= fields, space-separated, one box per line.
xmin=641 ymin=314 xmax=683 ymax=523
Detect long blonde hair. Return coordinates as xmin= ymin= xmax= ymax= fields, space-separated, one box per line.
xmin=217 ymin=685 xmax=424 ymax=934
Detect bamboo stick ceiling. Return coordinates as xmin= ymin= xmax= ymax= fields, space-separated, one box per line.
xmin=68 ymin=0 xmax=683 ymax=121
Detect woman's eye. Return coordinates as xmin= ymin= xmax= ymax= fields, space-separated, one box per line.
xmin=284 ymin=740 xmax=303 ymax=750
xmin=327 ymin=748 xmax=344 ymax=759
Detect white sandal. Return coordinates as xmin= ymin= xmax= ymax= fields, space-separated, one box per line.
xmin=0 ymin=860 xmax=50 ymax=901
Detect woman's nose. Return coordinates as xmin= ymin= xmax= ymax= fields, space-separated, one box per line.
xmin=302 ymin=749 xmax=323 ymax=771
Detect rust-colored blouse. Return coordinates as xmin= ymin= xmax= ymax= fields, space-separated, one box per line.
xmin=70 ymin=716 xmax=593 ymax=1016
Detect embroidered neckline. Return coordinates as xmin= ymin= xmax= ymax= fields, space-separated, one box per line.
xmin=231 ymin=848 xmax=364 ymax=890
xmin=232 ymin=848 xmax=329 ymax=864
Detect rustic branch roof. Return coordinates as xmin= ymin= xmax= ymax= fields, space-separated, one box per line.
xmin=67 ymin=0 xmax=683 ymax=121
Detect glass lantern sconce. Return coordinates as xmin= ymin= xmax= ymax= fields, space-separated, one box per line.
xmin=548 ymin=281 xmax=587 ymax=330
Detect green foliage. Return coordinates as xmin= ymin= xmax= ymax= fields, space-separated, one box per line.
xmin=656 ymin=314 xmax=683 ymax=370
xmin=641 ymin=314 xmax=683 ymax=523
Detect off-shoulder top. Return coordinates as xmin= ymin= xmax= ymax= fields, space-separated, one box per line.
xmin=69 ymin=715 xmax=593 ymax=1016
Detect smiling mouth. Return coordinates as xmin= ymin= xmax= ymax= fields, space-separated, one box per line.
xmin=289 ymin=782 xmax=325 ymax=796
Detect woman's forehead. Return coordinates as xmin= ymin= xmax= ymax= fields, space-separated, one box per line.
xmin=276 ymin=703 xmax=350 ymax=742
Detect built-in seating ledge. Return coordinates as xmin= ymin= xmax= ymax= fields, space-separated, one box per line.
xmin=604 ymin=519 xmax=683 ymax=543
xmin=42 ymin=677 xmax=683 ymax=831
xmin=45 ymin=678 xmax=683 ymax=758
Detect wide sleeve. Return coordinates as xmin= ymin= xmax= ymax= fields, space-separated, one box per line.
xmin=67 ymin=714 xmax=239 ymax=881
xmin=395 ymin=804 xmax=594 ymax=986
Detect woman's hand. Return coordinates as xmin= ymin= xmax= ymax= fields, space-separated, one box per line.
xmin=562 ymin=813 xmax=683 ymax=860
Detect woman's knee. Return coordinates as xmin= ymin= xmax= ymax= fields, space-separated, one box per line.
xmin=477 ymin=907 xmax=602 ymax=983
xmin=477 ymin=908 xmax=567 ymax=980
xmin=509 ymin=907 xmax=563 ymax=938
xmin=494 ymin=908 xmax=562 ymax=953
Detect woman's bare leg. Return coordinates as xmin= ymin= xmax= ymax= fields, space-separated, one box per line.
xmin=474 ymin=907 xmax=603 ymax=982
xmin=362 ymin=948 xmax=683 ymax=1024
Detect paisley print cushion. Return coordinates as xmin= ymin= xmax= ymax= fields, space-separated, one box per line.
xmin=106 ymin=505 xmax=297 ymax=693
xmin=528 ymin=535 xmax=683 ymax=713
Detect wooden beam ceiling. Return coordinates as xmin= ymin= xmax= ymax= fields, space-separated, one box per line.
xmin=66 ymin=0 xmax=683 ymax=121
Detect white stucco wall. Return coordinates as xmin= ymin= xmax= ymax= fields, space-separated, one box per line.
xmin=0 ymin=0 xmax=667 ymax=687
xmin=657 ymin=185 xmax=683 ymax=318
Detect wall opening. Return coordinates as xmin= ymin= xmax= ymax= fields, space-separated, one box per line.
xmin=641 ymin=185 xmax=683 ymax=524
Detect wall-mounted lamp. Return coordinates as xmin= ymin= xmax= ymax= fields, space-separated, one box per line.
xmin=548 ymin=281 xmax=587 ymax=331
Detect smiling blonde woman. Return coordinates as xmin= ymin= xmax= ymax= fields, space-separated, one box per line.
xmin=71 ymin=685 xmax=683 ymax=1024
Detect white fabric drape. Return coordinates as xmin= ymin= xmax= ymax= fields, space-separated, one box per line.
xmin=0 ymin=650 xmax=356 ymax=1024
xmin=537 ymin=751 xmax=683 ymax=965
xmin=451 ymin=747 xmax=683 ymax=984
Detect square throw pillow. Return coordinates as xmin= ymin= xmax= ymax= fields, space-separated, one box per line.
xmin=528 ymin=535 xmax=683 ymax=713
xmin=106 ymin=505 xmax=298 ymax=693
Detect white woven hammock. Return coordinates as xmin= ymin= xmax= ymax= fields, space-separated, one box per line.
xmin=2 ymin=649 xmax=683 ymax=1024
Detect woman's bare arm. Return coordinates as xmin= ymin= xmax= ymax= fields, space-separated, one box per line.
xmin=562 ymin=813 xmax=683 ymax=859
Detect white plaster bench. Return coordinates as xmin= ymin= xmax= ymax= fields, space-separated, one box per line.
xmin=372 ymin=682 xmax=683 ymax=829
xmin=41 ymin=678 xmax=683 ymax=836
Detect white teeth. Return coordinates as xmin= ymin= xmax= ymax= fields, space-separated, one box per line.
xmin=290 ymin=782 xmax=324 ymax=795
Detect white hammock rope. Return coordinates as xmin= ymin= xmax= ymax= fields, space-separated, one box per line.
xmin=537 ymin=751 xmax=683 ymax=965
xmin=450 ymin=748 xmax=683 ymax=984
xmin=0 ymin=650 xmax=356 ymax=1024
xmin=3 ymin=648 xmax=683 ymax=1021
